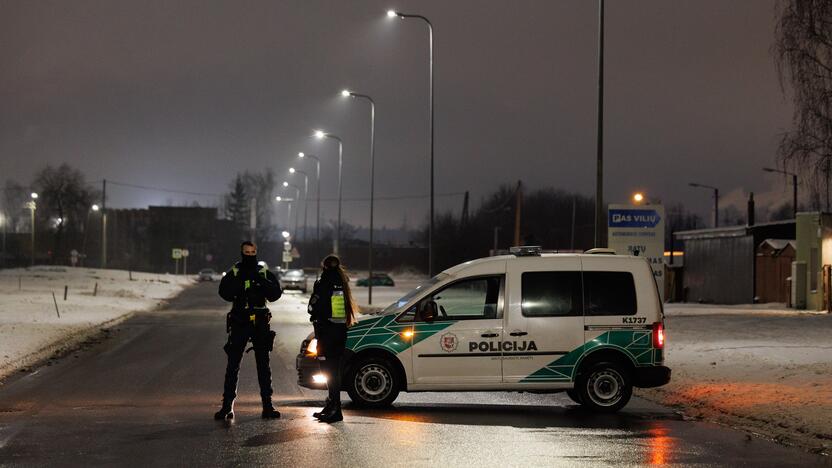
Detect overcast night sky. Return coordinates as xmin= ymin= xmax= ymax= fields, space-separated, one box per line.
xmin=1 ymin=0 xmax=794 ymax=229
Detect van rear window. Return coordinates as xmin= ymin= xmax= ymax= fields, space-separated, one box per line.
xmin=521 ymin=272 xmax=582 ymax=317
xmin=583 ymin=271 xmax=637 ymax=316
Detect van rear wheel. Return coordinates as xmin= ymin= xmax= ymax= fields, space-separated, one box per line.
xmin=576 ymin=361 xmax=632 ymax=412
xmin=347 ymin=356 xmax=400 ymax=408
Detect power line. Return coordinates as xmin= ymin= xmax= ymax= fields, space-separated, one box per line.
xmin=104 ymin=180 xmax=222 ymax=197
xmin=96 ymin=179 xmax=466 ymax=202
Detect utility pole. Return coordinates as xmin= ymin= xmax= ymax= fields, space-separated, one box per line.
xmin=100 ymin=179 xmax=107 ymax=268
xmin=594 ymin=0 xmax=606 ymax=248
xmin=514 ymin=180 xmax=523 ymax=246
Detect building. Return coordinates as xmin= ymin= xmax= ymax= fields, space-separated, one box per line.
xmin=675 ymin=220 xmax=795 ymax=304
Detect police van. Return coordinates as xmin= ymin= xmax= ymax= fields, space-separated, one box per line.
xmin=296 ymin=247 xmax=670 ymax=412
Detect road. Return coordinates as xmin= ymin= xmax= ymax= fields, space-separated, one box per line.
xmin=0 ymin=282 xmax=828 ymax=467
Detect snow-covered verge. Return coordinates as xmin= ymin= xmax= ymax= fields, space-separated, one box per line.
xmin=638 ymin=304 xmax=832 ymax=455
xmin=0 ymin=266 xmax=192 ymax=381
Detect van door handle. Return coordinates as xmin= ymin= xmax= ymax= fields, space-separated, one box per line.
xmin=481 ymin=333 xmax=499 ymax=338
xmin=509 ymin=331 xmax=528 ymax=337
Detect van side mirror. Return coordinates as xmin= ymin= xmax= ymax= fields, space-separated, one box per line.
xmin=420 ymin=300 xmax=438 ymax=322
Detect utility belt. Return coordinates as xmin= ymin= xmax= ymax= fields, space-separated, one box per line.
xmin=226 ymin=308 xmax=271 ymax=333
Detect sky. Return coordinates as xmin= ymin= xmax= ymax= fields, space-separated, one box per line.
xmin=0 ymin=0 xmax=796 ymax=230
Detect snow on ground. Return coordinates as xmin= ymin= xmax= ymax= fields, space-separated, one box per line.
xmin=639 ymin=303 xmax=832 ymax=454
xmin=0 ymin=266 xmax=192 ymax=381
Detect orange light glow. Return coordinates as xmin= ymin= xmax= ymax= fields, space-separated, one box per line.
xmin=402 ymin=330 xmax=414 ymax=339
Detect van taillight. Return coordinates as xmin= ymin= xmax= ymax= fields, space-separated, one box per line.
xmin=652 ymin=322 xmax=665 ymax=349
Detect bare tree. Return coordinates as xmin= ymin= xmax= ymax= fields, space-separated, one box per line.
xmin=774 ymin=0 xmax=832 ymax=209
xmin=32 ymin=164 xmax=97 ymax=263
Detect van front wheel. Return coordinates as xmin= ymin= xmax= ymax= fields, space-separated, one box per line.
xmin=346 ymin=357 xmax=400 ymax=408
xmin=576 ymin=362 xmax=632 ymax=412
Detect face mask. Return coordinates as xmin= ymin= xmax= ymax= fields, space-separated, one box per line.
xmin=241 ymin=254 xmax=258 ymax=267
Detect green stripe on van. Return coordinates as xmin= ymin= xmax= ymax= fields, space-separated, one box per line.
xmin=521 ymin=330 xmax=658 ymax=382
xmin=346 ymin=314 xmax=454 ymax=355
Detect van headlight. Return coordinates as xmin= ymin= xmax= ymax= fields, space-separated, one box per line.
xmin=305 ymin=338 xmax=318 ymax=356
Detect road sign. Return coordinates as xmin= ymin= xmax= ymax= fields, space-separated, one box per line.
xmin=608 ymin=204 xmax=665 ymax=300
xmin=182 ymin=249 xmax=189 ymax=258
xmin=291 ymin=247 xmax=300 ymax=258
xmin=172 ymin=248 xmax=182 ymax=260
xmin=282 ymin=251 xmax=292 ymax=263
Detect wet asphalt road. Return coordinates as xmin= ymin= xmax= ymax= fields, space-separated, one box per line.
xmin=0 ymin=282 xmax=829 ymax=467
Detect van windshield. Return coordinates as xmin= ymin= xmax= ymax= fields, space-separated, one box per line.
xmin=379 ymin=274 xmax=447 ymax=315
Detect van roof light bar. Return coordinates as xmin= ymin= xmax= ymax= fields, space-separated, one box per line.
xmin=510 ymin=246 xmax=542 ymax=257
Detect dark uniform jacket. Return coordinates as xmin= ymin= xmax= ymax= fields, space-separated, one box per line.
xmin=219 ymin=261 xmax=282 ymax=319
xmin=307 ymin=269 xmax=352 ymax=323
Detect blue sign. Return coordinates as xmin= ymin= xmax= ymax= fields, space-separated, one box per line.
xmin=608 ymin=209 xmax=662 ymax=228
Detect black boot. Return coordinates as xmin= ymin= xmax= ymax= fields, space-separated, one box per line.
xmin=261 ymin=400 xmax=281 ymax=419
xmin=317 ymin=402 xmax=343 ymax=424
xmin=313 ymin=397 xmax=333 ymax=419
xmin=214 ymin=401 xmax=234 ymax=420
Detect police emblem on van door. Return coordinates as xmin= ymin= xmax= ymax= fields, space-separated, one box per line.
xmin=440 ymin=333 xmax=458 ymax=352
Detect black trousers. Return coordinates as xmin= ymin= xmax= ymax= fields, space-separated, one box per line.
xmin=314 ymin=321 xmax=347 ymax=404
xmin=222 ymin=322 xmax=273 ymax=404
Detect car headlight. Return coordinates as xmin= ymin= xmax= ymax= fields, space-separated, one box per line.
xmin=305 ymin=338 xmax=317 ymax=356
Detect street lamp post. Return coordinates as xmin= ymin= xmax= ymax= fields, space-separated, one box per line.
xmin=342 ymin=89 xmax=377 ymax=304
xmin=275 ymin=196 xmax=294 ymax=238
xmin=763 ymin=167 xmax=798 ymax=219
xmin=28 ymin=192 xmax=38 ymax=266
xmin=689 ymin=183 xmax=720 ymax=228
xmin=298 ymin=152 xmax=322 ymax=258
xmin=289 ymin=167 xmax=309 ymax=243
xmin=595 ymin=0 xmax=606 ymax=248
xmin=388 ymin=9 xmax=435 ymax=276
xmin=283 ymin=182 xmax=301 ymax=238
xmin=314 ymin=130 xmax=344 ymax=255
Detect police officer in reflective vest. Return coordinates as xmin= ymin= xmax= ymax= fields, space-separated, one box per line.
xmin=308 ymin=254 xmax=356 ymax=423
xmin=214 ymin=241 xmax=282 ymax=420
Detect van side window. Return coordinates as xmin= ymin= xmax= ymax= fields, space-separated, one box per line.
xmin=521 ymin=272 xmax=582 ymax=317
xmin=422 ymin=276 xmax=502 ymax=321
xmin=584 ymin=271 xmax=637 ymax=316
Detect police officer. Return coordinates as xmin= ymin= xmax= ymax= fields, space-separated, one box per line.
xmin=308 ymin=255 xmax=357 ymax=423
xmin=214 ymin=241 xmax=282 ymax=420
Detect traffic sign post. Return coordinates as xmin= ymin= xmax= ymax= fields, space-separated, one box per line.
xmin=607 ymin=204 xmax=665 ymax=301
xmin=182 ymin=249 xmax=189 ymax=275
xmin=172 ymin=248 xmax=183 ymax=275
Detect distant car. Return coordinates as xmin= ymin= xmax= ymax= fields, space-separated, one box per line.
xmin=356 ymin=273 xmax=395 ymax=287
xmin=198 ymin=268 xmax=217 ymax=282
xmin=280 ymin=269 xmax=308 ymax=293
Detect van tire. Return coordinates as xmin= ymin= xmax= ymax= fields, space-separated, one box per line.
xmin=566 ymin=389 xmax=584 ymax=405
xmin=346 ymin=356 xmax=400 ymax=408
xmin=576 ymin=361 xmax=632 ymax=412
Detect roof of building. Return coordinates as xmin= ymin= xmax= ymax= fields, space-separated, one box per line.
xmin=674 ymin=219 xmax=795 ymax=240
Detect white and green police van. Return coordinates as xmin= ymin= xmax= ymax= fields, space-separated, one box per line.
xmin=296 ymin=247 xmax=669 ymax=412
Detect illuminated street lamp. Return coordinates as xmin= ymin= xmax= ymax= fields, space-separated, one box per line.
xmin=283 ymin=181 xmax=301 ymax=239
xmin=314 ymin=130 xmax=344 ymax=254
xmin=342 ymin=88 xmax=378 ymax=304
xmin=689 ymin=182 xmax=719 ymax=228
xmin=762 ymin=167 xmax=798 ymax=219
xmin=387 ymin=9 xmax=436 ymax=275
xmin=298 ymin=152 xmax=322 ymax=255
xmin=275 ymin=195 xmax=294 ymax=236
xmin=28 ymin=192 xmax=38 ymax=266
xmin=289 ymin=167 xmax=309 ymax=243
xmin=633 ymin=193 xmax=645 ymax=204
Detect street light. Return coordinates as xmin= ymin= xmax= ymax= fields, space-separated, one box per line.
xmin=595 ymin=0 xmax=606 ymax=248
xmin=633 ymin=193 xmax=645 ymax=204
xmin=289 ymin=167 xmax=310 ymax=243
xmin=28 ymin=192 xmax=38 ymax=266
xmin=387 ymin=9 xmax=436 ymax=276
xmin=314 ymin=130 xmax=344 ymax=255
xmin=342 ymin=88 xmax=378 ymax=304
xmin=283 ymin=181 xmax=301 ymax=239
xmin=275 ymin=196 xmax=294 ymax=237
xmin=762 ymin=167 xmax=798 ymax=219
xmin=689 ymin=183 xmax=720 ymax=228
xmin=298 ymin=152 xmax=322 ymax=258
